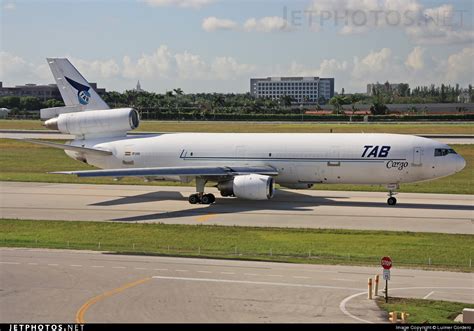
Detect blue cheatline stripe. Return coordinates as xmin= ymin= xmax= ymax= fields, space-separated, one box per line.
xmin=179 ymin=156 xmax=406 ymax=163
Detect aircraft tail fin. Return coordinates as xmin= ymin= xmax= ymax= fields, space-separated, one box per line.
xmin=46 ymin=58 xmax=109 ymax=111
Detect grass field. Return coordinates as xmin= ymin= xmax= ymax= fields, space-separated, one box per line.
xmin=0 ymin=119 xmax=473 ymax=134
xmin=377 ymin=297 xmax=474 ymax=323
xmin=0 ymin=219 xmax=472 ymax=271
xmin=0 ymin=139 xmax=472 ymax=194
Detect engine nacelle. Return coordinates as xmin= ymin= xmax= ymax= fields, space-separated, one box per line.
xmin=218 ymin=174 xmax=275 ymax=200
xmin=44 ymin=108 xmax=139 ymax=136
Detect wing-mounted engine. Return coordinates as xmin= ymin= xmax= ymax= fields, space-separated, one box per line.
xmin=44 ymin=108 xmax=139 ymax=138
xmin=218 ymin=174 xmax=275 ymax=200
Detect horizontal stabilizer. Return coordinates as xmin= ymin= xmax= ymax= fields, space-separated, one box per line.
xmin=21 ymin=139 xmax=113 ymax=156
xmin=40 ymin=105 xmax=84 ymax=120
xmin=50 ymin=165 xmax=278 ymax=178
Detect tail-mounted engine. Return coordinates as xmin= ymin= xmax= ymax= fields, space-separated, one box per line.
xmin=44 ymin=108 xmax=139 ymax=137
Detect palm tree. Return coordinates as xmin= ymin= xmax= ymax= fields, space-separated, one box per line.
xmin=173 ymin=88 xmax=184 ymax=96
xmin=349 ymin=94 xmax=363 ymax=115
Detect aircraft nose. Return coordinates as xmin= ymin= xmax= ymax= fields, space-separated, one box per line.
xmin=455 ymin=155 xmax=466 ymax=173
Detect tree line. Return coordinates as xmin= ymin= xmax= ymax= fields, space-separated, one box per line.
xmin=1 ymin=83 xmax=472 ymax=117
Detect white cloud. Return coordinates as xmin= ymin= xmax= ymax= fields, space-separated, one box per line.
xmin=307 ymin=0 xmax=473 ymax=45
xmin=244 ymin=16 xmax=293 ymax=32
xmin=0 ymin=52 xmax=50 ymax=83
xmin=405 ymin=46 xmax=425 ymax=70
xmin=276 ymin=47 xmax=443 ymax=92
xmin=351 ymin=48 xmax=394 ymax=81
xmin=0 ymin=52 xmax=28 ymax=77
xmin=71 ymin=58 xmax=120 ymax=79
xmin=3 ymin=2 xmax=15 ymax=10
xmin=174 ymin=51 xmax=209 ymax=79
xmin=201 ymin=16 xmax=294 ymax=33
xmin=277 ymin=58 xmax=349 ymax=79
xmin=202 ymin=17 xmax=238 ymax=32
xmin=122 ymin=45 xmax=173 ymax=79
xmin=405 ymin=5 xmax=474 ymax=45
xmin=1 ymin=46 xmax=472 ymax=93
xmin=211 ymin=57 xmax=256 ymax=80
xmin=445 ymin=47 xmax=474 ymax=84
xmin=308 ymin=0 xmax=422 ymax=34
xmin=141 ymin=0 xmax=215 ymax=8
xmin=121 ymin=46 xmax=256 ymax=82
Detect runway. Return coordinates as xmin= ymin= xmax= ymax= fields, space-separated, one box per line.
xmin=1 ymin=181 xmax=473 ymax=234
xmin=0 ymin=248 xmax=472 ymax=323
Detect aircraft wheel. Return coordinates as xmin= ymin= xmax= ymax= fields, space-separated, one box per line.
xmin=208 ymin=193 xmax=215 ymax=203
xmin=387 ymin=197 xmax=397 ymax=206
xmin=189 ymin=194 xmax=200 ymax=204
xmin=201 ymin=194 xmax=215 ymax=205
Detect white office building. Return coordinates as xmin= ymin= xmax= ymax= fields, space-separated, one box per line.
xmin=250 ymin=77 xmax=335 ymax=104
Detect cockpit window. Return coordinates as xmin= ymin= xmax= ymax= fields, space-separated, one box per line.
xmin=434 ymin=148 xmax=457 ymax=157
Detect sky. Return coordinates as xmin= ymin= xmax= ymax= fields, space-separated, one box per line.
xmin=1 ymin=0 xmax=473 ymax=93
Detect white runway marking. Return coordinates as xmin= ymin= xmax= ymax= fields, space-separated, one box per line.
xmin=220 ymin=272 xmax=235 ymax=275
xmin=28 ymin=263 xmax=38 ymax=265
xmin=197 ymin=271 xmax=212 ymax=274
xmin=175 ymin=269 xmax=188 ymax=272
xmin=113 ymin=266 xmax=126 ymax=269
xmin=339 ymin=291 xmax=373 ymax=324
xmin=152 ymin=275 xmax=361 ymax=291
xmin=91 ymin=265 xmax=104 ymax=268
xmin=154 ymin=268 xmax=168 ymax=271
xmin=70 ymin=265 xmax=82 ymax=267
xmin=334 ymin=278 xmax=355 ymax=282
xmin=47 ymin=264 xmax=58 ymax=266
xmin=292 ymin=276 xmax=310 ymax=279
xmin=339 ymin=286 xmax=474 ymax=323
xmin=423 ymin=291 xmax=435 ymax=299
xmin=135 ymin=267 xmax=147 ymax=270
xmin=0 ymin=261 xmax=20 ymax=265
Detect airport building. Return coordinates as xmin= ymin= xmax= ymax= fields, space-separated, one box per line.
xmin=0 ymin=81 xmax=106 ymax=101
xmin=250 ymin=77 xmax=335 ymax=104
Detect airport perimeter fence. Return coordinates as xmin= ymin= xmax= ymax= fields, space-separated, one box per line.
xmin=6 ymin=112 xmax=474 ymax=121
xmin=1 ymin=237 xmax=472 ymax=271
xmin=138 ymin=112 xmax=474 ymax=122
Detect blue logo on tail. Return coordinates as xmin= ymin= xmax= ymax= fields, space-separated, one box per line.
xmin=65 ymin=76 xmax=91 ymax=105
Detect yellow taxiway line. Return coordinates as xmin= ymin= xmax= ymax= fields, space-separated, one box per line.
xmin=75 ymin=277 xmax=152 ymax=323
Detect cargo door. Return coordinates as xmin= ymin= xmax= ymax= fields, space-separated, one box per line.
xmin=413 ymin=147 xmax=422 ymax=166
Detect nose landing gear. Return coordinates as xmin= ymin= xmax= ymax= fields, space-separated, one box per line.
xmin=387 ymin=196 xmax=397 ymax=205
xmin=386 ymin=184 xmax=399 ymax=206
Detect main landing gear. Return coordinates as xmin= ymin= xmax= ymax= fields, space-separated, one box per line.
xmin=386 ymin=184 xmax=399 ymax=206
xmin=188 ymin=193 xmax=215 ymax=205
xmin=188 ymin=178 xmax=215 ymax=205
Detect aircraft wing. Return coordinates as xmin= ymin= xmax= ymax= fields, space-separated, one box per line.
xmin=50 ymin=165 xmax=278 ymax=178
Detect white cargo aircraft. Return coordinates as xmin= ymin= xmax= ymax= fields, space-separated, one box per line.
xmin=28 ymin=58 xmax=466 ymax=205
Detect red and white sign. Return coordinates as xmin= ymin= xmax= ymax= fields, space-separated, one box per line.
xmin=381 ymin=256 xmax=392 ymax=270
